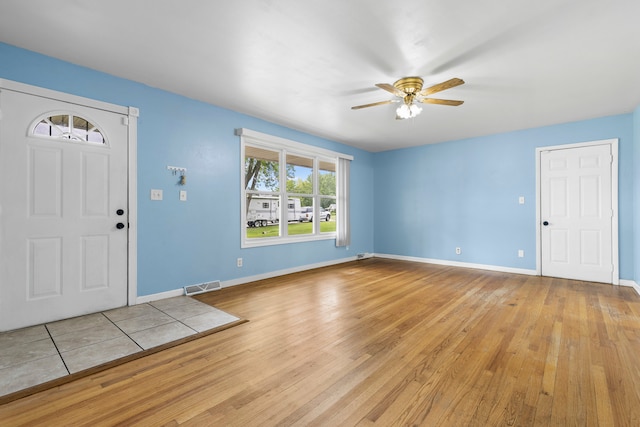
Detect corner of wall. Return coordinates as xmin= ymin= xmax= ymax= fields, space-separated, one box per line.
xmin=620 ymin=280 xmax=640 ymax=297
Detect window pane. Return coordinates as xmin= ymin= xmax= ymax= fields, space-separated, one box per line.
xmin=85 ymin=129 xmax=105 ymax=143
xmin=285 ymin=197 xmax=304 ymax=225
xmin=319 ymin=160 xmax=336 ymax=173
xmin=72 ymin=116 xmax=105 ymax=144
xmin=286 ymin=154 xmax=313 ymax=236
xmin=34 ymin=120 xmax=53 ymax=137
xmin=287 ymin=198 xmax=313 ymax=236
xmin=287 ymin=153 xmax=313 ymax=202
xmin=33 ymin=115 xmax=69 ymax=138
xmin=73 ymin=116 xmax=89 ymax=131
xmin=319 ymin=198 xmax=336 ymax=233
xmin=245 ymin=146 xmax=280 ymax=191
xmin=245 ymin=194 xmax=280 ymax=239
xmin=49 ymin=115 xmax=70 ymax=133
xmin=319 ymin=161 xmax=336 ymax=196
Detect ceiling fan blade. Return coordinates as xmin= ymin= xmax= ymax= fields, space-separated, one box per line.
xmin=419 ymin=98 xmax=464 ymax=106
xmin=420 ymin=78 xmax=465 ymax=96
xmin=375 ymin=83 xmax=405 ymax=97
xmin=351 ymin=99 xmax=398 ymax=110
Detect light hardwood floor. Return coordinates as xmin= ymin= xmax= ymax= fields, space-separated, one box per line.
xmin=1 ymin=258 xmax=639 ymax=426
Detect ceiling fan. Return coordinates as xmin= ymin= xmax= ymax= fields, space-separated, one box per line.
xmin=352 ymin=77 xmax=465 ymax=120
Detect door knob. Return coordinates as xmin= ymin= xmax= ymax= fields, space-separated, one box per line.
xmin=116 ymin=209 xmax=124 ymax=216
xmin=116 ymin=222 xmax=125 ymax=229
xmin=542 ymin=221 xmax=549 ymax=226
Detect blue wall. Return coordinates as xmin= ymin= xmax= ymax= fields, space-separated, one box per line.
xmin=373 ymin=115 xmax=635 ymax=280
xmin=0 ymin=43 xmax=374 ymax=297
xmin=0 ymin=42 xmax=637 ymax=292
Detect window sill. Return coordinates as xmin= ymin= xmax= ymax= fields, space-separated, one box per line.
xmin=241 ymin=233 xmax=336 ymax=248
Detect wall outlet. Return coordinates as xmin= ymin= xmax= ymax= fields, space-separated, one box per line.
xmin=150 ymin=189 xmax=163 ymax=200
xmin=518 ymin=249 xmax=524 ymax=258
xmin=519 ymin=196 xmax=525 ymax=205
xmin=237 ymin=257 xmax=243 ymax=267
xmin=455 ymin=247 xmax=461 ymax=255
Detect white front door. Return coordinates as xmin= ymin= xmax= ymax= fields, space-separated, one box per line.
xmin=539 ymin=142 xmax=616 ymax=283
xmin=0 ymin=87 xmax=130 ymax=331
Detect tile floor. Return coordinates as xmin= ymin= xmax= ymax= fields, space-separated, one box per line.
xmin=0 ymin=296 xmax=239 ymax=397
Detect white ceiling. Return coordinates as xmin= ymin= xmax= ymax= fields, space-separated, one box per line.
xmin=1 ymin=0 xmax=639 ymax=152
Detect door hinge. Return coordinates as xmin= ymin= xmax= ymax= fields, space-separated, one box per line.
xmin=122 ymin=116 xmax=129 ymax=126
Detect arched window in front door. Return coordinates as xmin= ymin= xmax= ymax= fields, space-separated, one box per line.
xmin=30 ymin=113 xmax=106 ymax=145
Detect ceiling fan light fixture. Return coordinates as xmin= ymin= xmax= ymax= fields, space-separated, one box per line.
xmin=352 ymin=76 xmax=464 ymax=119
xmin=396 ymin=103 xmax=422 ymax=120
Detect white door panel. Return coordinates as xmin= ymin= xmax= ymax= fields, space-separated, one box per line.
xmin=540 ymin=144 xmax=614 ymax=283
xmin=0 ymin=88 xmax=129 ymax=331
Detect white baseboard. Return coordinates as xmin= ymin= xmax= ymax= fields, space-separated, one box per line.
xmin=134 ymin=256 xmax=359 ymax=304
xmin=374 ymin=253 xmax=538 ymax=276
xmin=619 ymin=279 xmax=640 ymax=296
xmin=136 ymin=255 xmax=637 ymax=304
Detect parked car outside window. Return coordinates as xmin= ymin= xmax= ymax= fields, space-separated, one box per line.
xmin=298 ymin=207 xmax=331 ymax=222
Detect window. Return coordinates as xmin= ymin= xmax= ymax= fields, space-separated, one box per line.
xmin=31 ymin=113 xmax=106 ymax=145
xmin=238 ymin=128 xmax=352 ymax=248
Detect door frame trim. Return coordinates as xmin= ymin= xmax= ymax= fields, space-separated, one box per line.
xmin=0 ymin=78 xmax=139 ymax=304
xmin=535 ymin=138 xmax=619 ymax=284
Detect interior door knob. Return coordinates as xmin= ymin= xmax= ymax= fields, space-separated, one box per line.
xmin=116 ymin=209 xmax=124 ymax=216
xmin=542 ymin=221 xmax=549 ymax=226
xmin=116 ymin=222 xmax=125 ymax=229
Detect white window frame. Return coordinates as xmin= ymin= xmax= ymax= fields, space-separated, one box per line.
xmin=238 ymin=128 xmax=353 ymax=248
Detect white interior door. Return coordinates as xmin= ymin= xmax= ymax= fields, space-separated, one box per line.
xmin=0 ymin=88 xmax=129 ymax=331
xmin=539 ymin=142 xmax=616 ymax=283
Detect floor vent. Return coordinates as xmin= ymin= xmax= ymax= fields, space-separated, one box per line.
xmin=357 ymin=253 xmax=372 ymax=260
xmin=184 ymin=280 xmax=221 ymax=296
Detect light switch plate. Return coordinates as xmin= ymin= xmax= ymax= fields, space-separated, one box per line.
xmin=150 ymin=189 xmax=163 ymax=200
xmin=179 ymin=190 xmax=187 ymax=201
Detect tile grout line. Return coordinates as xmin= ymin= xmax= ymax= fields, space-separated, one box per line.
xmin=148 ymin=300 xmax=201 ymax=335
xmin=43 ymin=324 xmax=71 ymax=375
xmin=100 ymin=311 xmax=145 ymax=352
xmin=106 ymin=299 xmax=203 ymax=346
